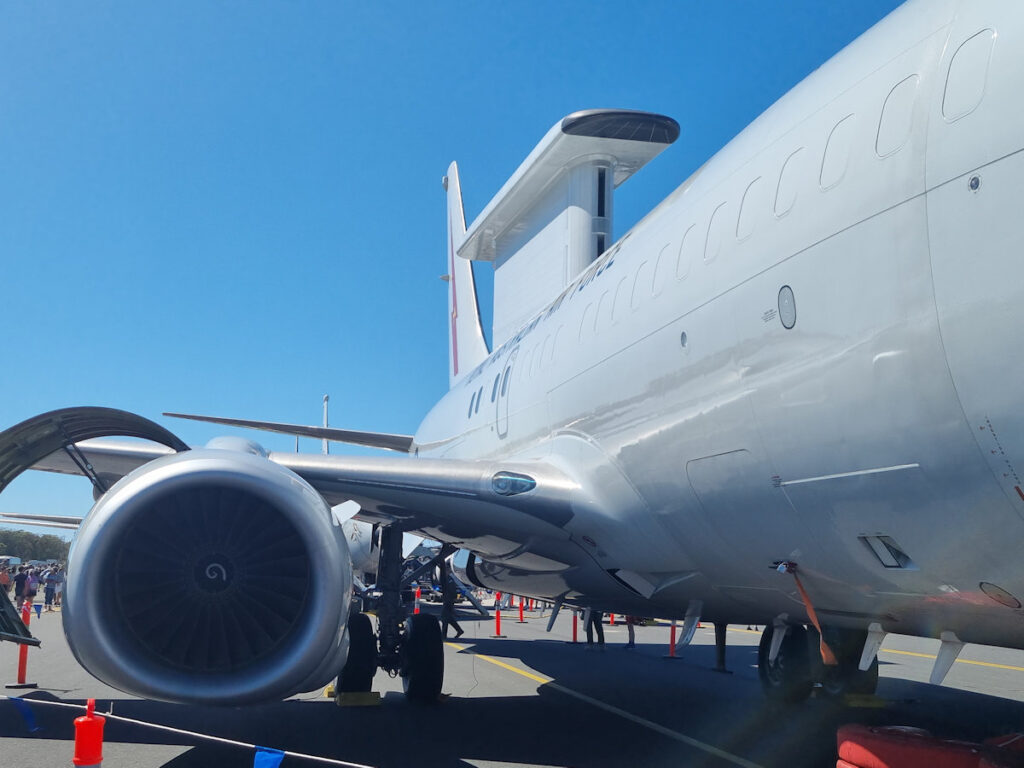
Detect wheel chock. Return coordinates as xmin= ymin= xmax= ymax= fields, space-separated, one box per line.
xmin=841 ymin=694 xmax=888 ymax=708
xmin=334 ymin=691 xmax=382 ymax=707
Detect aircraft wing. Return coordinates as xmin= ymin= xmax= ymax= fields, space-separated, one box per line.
xmin=0 ymin=512 xmax=82 ymax=530
xmin=31 ymin=438 xmax=175 ymax=480
xmin=28 ymin=438 xmax=578 ymax=557
xmin=163 ymin=412 xmax=414 ymax=452
xmin=269 ymin=451 xmax=576 ymax=547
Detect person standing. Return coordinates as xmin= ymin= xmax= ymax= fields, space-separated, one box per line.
xmin=0 ymin=567 xmax=10 ymax=596
xmin=440 ymin=575 xmax=464 ymax=639
xmin=25 ymin=568 xmax=39 ymax=610
xmin=624 ymin=615 xmax=639 ymax=648
xmin=43 ymin=566 xmax=57 ymax=611
xmin=585 ymin=608 xmax=605 ymax=650
xmin=53 ymin=565 xmax=66 ymax=607
xmin=13 ymin=567 xmax=27 ymax=610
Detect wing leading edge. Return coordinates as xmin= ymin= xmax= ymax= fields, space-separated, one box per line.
xmin=26 ymin=438 xmax=580 ymax=566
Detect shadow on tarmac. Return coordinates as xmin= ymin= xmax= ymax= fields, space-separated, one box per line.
xmin=3 ymin=631 xmax=1024 ymax=768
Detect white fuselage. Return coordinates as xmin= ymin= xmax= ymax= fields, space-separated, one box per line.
xmin=413 ymin=0 xmax=1024 ymax=649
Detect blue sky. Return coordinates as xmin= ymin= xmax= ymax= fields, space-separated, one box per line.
xmin=0 ymin=1 xmax=903 ymax=536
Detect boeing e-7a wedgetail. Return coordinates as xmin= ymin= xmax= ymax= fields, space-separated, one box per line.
xmin=2 ymin=0 xmax=1022 ymax=706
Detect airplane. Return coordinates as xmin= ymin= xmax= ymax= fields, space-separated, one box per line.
xmin=1 ymin=0 xmax=1023 ymax=707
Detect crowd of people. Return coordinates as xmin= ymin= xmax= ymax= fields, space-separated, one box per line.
xmin=0 ymin=563 xmax=66 ymax=612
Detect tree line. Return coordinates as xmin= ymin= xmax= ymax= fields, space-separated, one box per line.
xmin=0 ymin=529 xmax=70 ymax=563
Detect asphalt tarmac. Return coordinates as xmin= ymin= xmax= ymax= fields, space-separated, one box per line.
xmin=2 ymin=603 xmax=1024 ymax=768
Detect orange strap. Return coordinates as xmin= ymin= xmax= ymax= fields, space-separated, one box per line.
xmin=790 ymin=571 xmax=838 ymax=666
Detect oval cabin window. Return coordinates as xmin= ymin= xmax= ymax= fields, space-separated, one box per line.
xmin=820 ymin=114 xmax=856 ymax=191
xmin=876 ymin=75 xmax=919 ymax=158
xmin=704 ymin=203 xmax=730 ymax=263
xmin=774 ymin=148 xmax=804 ymax=218
xmin=943 ymin=29 xmax=995 ymax=122
xmin=736 ymin=177 xmax=764 ymax=241
xmin=676 ymin=224 xmax=698 ymax=280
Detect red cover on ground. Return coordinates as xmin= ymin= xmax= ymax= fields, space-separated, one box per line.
xmin=837 ymin=724 xmax=982 ymax=768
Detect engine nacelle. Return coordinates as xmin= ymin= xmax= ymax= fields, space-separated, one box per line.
xmin=63 ymin=445 xmax=352 ymax=705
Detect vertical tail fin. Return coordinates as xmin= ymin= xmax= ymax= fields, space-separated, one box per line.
xmin=445 ymin=161 xmax=489 ymax=388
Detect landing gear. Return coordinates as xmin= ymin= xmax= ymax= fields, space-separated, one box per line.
xmin=358 ymin=525 xmax=447 ymax=703
xmin=336 ymin=612 xmax=376 ymax=693
xmin=816 ymin=627 xmax=879 ymax=698
xmin=401 ymin=613 xmax=444 ymax=702
xmin=758 ymin=624 xmax=812 ymax=703
xmin=758 ymin=623 xmax=880 ymax=703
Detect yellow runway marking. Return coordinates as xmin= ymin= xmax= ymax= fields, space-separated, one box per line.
xmin=881 ymin=648 xmax=1024 ymax=673
xmin=444 ymin=642 xmax=763 ymax=768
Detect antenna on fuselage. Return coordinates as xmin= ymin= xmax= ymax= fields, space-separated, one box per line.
xmin=322 ymin=395 xmax=329 ymax=455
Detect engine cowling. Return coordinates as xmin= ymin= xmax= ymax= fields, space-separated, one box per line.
xmin=63 ymin=443 xmax=352 ymax=705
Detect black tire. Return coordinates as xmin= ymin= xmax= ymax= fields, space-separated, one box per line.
xmin=401 ymin=613 xmax=444 ymax=703
xmin=819 ymin=628 xmax=879 ymax=698
xmin=758 ymin=624 xmax=812 ymax=703
xmin=336 ymin=613 xmax=377 ymax=693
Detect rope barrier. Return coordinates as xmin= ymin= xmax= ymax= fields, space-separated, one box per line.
xmin=0 ymin=695 xmax=376 ymax=768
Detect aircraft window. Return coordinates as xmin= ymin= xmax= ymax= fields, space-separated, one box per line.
xmin=631 ymin=261 xmax=651 ymax=311
xmin=578 ymin=303 xmax=593 ymax=341
xmin=819 ymin=115 xmax=856 ymax=191
xmin=595 ymin=290 xmax=611 ymax=332
xmin=500 ymin=368 xmax=511 ymax=396
xmin=467 ymin=392 xmax=476 ymax=418
xmin=676 ymin=223 xmax=698 ymax=280
xmin=491 ymin=374 xmax=500 ymax=402
xmin=612 ymin=276 xmax=630 ymax=323
xmin=943 ymin=29 xmax=995 ymax=122
xmin=474 ymin=386 xmax=483 ymax=414
xmin=704 ymin=202 xmax=730 ymax=263
xmin=652 ymin=243 xmax=673 ymax=297
xmin=876 ymin=75 xmax=919 ymax=158
xmin=774 ymin=148 xmax=804 ymax=217
xmin=736 ymin=177 xmax=765 ymax=240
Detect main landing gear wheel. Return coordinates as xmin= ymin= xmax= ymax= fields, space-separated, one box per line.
xmin=818 ymin=628 xmax=879 ymax=698
xmin=401 ymin=613 xmax=443 ymax=703
xmin=758 ymin=624 xmax=812 ymax=704
xmin=336 ymin=613 xmax=377 ymax=693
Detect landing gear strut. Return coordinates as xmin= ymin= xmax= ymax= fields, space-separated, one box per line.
xmin=339 ymin=525 xmax=448 ymax=703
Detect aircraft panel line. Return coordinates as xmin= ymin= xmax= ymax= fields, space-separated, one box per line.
xmin=779 ymin=463 xmax=921 ymax=487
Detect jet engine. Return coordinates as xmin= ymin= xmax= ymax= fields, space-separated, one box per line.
xmin=63 ymin=442 xmax=352 ymax=705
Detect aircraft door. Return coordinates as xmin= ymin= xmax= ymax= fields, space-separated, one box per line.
xmin=496 ymin=348 xmax=517 ymax=439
